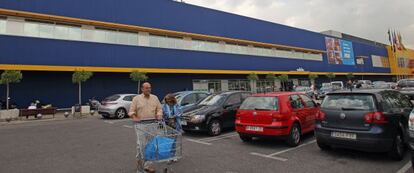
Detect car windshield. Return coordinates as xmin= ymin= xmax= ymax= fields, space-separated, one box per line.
xmin=199 ymin=94 xmax=225 ymax=106
xmin=295 ymin=87 xmax=309 ymax=92
xmin=322 ymin=94 xmax=376 ymax=110
xmin=398 ymin=80 xmax=414 ymax=88
xmin=331 ymin=83 xmax=342 ymax=88
xmin=322 ymin=83 xmax=331 ymax=87
xmin=103 ymin=95 xmax=120 ymax=102
xmin=240 ymin=96 xmax=278 ymax=110
xmin=320 ymin=86 xmax=332 ymax=91
xmin=373 ymin=83 xmax=390 ymax=89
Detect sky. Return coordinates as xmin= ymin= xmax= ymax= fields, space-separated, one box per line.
xmin=184 ymin=0 xmax=414 ymax=49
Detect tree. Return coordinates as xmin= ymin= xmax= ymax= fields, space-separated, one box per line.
xmin=308 ymin=74 xmax=319 ymax=85
xmin=72 ymin=71 xmax=93 ymax=105
xmin=346 ymin=73 xmax=354 ymax=80
xmin=265 ymin=73 xmax=276 ymax=91
xmin=0 ymin=70 xmax=23 ymax=109
xmin=130 ymin=71 xmax=148 ymax=94
xmin=278 ymin=74 xmax=289 ymax=91
xmin=326 ymin=73 xmax=336 ymax=82
xmin=247 ymin=73 xmax=259 ymax=92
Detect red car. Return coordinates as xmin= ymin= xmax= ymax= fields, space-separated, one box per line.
xmin=235 ymin=92 xmax=319 ymax=147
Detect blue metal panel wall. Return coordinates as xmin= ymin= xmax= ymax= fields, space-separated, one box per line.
xmin=0 ymin=35 xmax=390 ymax=73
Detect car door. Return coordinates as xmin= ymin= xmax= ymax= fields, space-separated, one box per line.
xmin=123 ymin=95 xmax=136 ymax=113
xmin=180 ymin=93 xmax=198 ymax=109
xmin=299 ymin=94 xmax=318 ymax=132
xmin=222 ymin=93 xmax=242 ymax=128
xmin=289 ymin=95 xmax=307 ymax=131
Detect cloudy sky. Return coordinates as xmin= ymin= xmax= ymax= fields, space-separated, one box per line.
xmin=184 ymin=0 xmax=414 ymax=49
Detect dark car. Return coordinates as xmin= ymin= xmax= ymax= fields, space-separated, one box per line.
xmin=181 ymin=91 xmax=251 ymax=136
xmin=315 ymin=89 xmax=412 ymax=160
xmin=397 ymin=79 xmax=414 ymax=100
xmin=171 ymin=91 xmax=210 ymax=113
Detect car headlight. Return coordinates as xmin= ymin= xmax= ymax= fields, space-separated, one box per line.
xmin=190 ymin=115 xmax=205 ymax=123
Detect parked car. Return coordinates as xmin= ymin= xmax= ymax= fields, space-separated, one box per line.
xmin=98 ymin=94 xmax=137 ymax=119
xmin=236 ymin=92 xmax=319 ymax=146
xmin=355 ymin=80 xmax=373 ymax=89
xmin=181 ymin=91 xmax=251 ymax=136
xmin=294 ymin=86 xmax=314 ymax=98
xmin=407 ymin=108 xmax=414 ymax=168
xmin=373 ymin=81 xmax=395 ymax=89
xmin=315 ymin=89 xmax=411 ymax=160
xmin=397 ymin=79 xmax=414 ymax=100
xmin=169 ymin=91 xmax=210 ymax=113
xmin=317 ymin=86 xmax=335 ymax=100
xmin=331 ymin=81 xmax=344 ymax=89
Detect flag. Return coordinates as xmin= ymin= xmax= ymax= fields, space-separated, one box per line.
xmin=394 ymin=30 xmax=400 ymax=50
xmin=392 ymin=30 xmax=397 ymax=52
xmin=398 ymin=32 xmax=407 ymax=50
xmin=388 ymin=29 xmax=394 ymax=52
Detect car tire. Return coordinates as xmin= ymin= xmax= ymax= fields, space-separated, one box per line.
xmin=286 ymin=123 xmax=301 ymax=147
xmin=388 ymin=132 xmax=405 ymax=161
xmin=208 ymin=119 xmax=222 ymax=136
xmin=316 ymin=140 xmax=331 ymax=150
xmin=239 ymin=134 xmax=252 ymax=142
xmin=115 ymin=108 xmax=127 ymax=119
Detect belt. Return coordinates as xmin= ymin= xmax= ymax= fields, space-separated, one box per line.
xmin=135 ymin=119 xmax=158 ymax=124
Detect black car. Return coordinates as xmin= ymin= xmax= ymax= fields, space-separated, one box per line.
xmin=181 ymin=91 xmax=251 ymax=136
xmin=397 ymin=79 xmax=414 ymax=100
xmin=315 ymin=89 xmax=412 ymax=160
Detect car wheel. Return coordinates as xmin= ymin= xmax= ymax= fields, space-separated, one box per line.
xmin=316 ymin=140 xmax=331 ymax=150
xmin=286 ymin=123 xmax=301 ymax=147
xmin=208 ymin=119 xmax=222 ymax=136
xmin=389 ymin=132 xmax=405 ymax=161
xmin=239 ymin=134 xmax=252 ymax=142
xmin=115 ymin=108 xmax=127 ymax=119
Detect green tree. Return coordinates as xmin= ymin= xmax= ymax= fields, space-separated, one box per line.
xmin=326 ymin=73 xmax=336 ymax=82
xmin=247 ymin=73 xmax=259 ymax=92
xmin=278 ymin=74 xmax=289 ymax=91
xmin=265 ymin=73 xmax=276 ymax=91
xmin=346 ymin=73 xmax=354 ymax=80
xmin=130 ymin=71 xmax=149 ymax=94
xmin=308 ymin=74 xmax=319 ymax=85
xmin=0 ymin=70 xmax=23 ymax=109
xmin=72 ymin=71 xmax=93 ymax=105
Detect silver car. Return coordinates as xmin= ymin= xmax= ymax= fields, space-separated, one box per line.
xmin=98 ymin=94 xmax=137 ymax=119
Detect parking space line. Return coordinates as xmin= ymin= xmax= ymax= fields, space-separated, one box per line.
xmin=202 ymin=134 xmax=238 ymax=142
xmin=186 ymin=139 xmax=212 ymax=145
xmin=268 ymin=140 xmax=316 ymax=157
xmin=250 ymin=152 xmax=288 ymax=162
xmin=250 ymin=140 xmax=316 ymax=162
xmin=123 ymin=125 xmax=133 ymax=128
xmin=197 ymin=132 xmax=238 ymax=142
xmin=396 ymin=161 xmax=411 ymax=173
xmin=104 ymin=120 xmax=114 ymax=124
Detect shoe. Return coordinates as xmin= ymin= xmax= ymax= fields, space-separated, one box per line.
xmin=144 ymin=166 xmax=156 ymax=173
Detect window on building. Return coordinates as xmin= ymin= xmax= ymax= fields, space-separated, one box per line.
xmin=0 ymin=17 xmax=5 ymax=34
xmin=38 ymin=23 xmax=54 ymax=38
xmin=23 ymin=22 xmax=39 ymax=37
xmin=54 ymin=25 xmax=69 ymax=39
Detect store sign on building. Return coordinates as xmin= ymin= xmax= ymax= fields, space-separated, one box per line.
xmin=325 ymin=37 xmax=355 ymax=65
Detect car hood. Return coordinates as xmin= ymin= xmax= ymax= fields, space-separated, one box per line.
xmin=183 ymin=105 xmax=220 ymax=117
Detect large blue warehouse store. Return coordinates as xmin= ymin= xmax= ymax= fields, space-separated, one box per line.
xmin=0 ymin=0 xmax=393 ymax=108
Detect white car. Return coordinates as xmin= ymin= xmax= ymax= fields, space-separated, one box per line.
xmin=98 ymin=94 xmax=137 ymax=119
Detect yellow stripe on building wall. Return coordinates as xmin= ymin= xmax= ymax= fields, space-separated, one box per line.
xmin=0 ymin=64 xmax=397 ymax=76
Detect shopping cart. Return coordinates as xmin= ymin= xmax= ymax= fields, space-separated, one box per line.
xmin=134 ymin=120 xmax=182 ymax=173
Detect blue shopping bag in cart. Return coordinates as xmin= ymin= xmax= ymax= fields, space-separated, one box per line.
xmin=144 ymin=136 xmax=176 ymax=161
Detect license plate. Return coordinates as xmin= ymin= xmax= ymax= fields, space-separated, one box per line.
xmin=246 ymin=126 xmax=263 ymax=132
xmin=181 ymin=120 xmax=187 ymax=126
xmin=331 ymin=131 xmax=357 ymax=140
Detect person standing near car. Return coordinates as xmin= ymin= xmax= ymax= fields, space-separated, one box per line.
xmin=129 ymin=82 xmax=163 ymax=173
xmin=162 ymin=94 xmax=183 ymax=133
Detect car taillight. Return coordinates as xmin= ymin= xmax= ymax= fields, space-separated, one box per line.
xmin=364 ymin=112 xmax=387 ymax=124
xmin=316 ymin=110 xmax=326 ymax=120
xmin=409 ymin=112 xmax=414 ymax=131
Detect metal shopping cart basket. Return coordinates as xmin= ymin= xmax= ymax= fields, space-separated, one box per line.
xmin=134 ymin=120 xmax=182 ymax=173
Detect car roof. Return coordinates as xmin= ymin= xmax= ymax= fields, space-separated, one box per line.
xmin=251 ymin=92 xmax=305 ymax=97
xmin=327 ymin=89 xmax=393 ymax=95
xmin=214 ymin=91 xmax=250 ymax=96
xmin=174 ymin=91 xmax=208 ymax=95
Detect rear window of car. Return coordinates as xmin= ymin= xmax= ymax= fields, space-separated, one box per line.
xmin=321 ymin=94 xmax=376 ymax=110
xmin=103 ymin=95 xmax=120 ymax=102
xmin=398 ymin=80 xmax=414 ymax=88
xmin=240 ymin=96 xmax=278 ymax=111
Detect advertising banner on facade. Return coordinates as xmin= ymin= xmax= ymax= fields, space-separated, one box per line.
xmin=325 ymin=37 xmax=355 ymax=65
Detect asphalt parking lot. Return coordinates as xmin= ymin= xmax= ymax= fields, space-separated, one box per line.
xmin=0 ymin=116 xmax=413 ymax=173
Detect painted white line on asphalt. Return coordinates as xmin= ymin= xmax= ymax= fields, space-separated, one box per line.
xmin=123 ymin=125 xmax=133 ymax=128
xmin=396 ymin=161 xmax=411 ymax=173
xmin=250 ymin=152 xmax=288 ymax=162
xmin=268 ymin=140 xmax=316 ymax=157
xmin=198 ymin=132 xmax=238 ymax=142
xmin=203 ymin=134 xmax=239 ymax=142
xmin=186 ymin=139 xmax=212 ymax=145
xmin=104 ymin=120 xmax=114 ymax=124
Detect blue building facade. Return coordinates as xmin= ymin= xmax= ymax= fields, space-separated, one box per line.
xmin=0 ymin=0 xmax=392 ymax=108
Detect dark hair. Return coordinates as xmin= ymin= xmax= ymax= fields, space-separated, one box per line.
xmin=164 ymin=93 xmax=177 ymax=105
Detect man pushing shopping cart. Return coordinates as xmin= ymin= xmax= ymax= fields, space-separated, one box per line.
xmin=129 ymin=82 xmax=182 ymax=173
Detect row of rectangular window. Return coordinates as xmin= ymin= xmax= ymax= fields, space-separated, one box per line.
xmin=0 ymin=18 xmax=323 ymax=61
